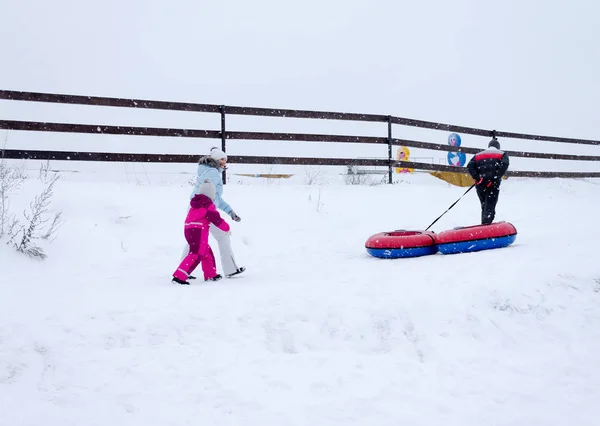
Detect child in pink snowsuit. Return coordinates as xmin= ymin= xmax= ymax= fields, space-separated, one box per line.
xmin=172 ymin=180 xmax=230 ymax=285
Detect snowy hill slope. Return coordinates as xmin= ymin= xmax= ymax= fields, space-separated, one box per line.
xmin=1 ymin=167 xmax=599 ymax=426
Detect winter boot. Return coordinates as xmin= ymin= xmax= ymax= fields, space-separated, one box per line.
xmin=206 ymin=274 xmax=223 ymax=282
xmin=226 ymin=267 xmax=246 ymax=278
xmin=188 ymin=275 xmax=197 ymax=280
xmin=172 ymin=277 xmax=190 ymax=285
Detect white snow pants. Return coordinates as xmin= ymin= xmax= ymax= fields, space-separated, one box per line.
xmin=180 ymin=222 xmax=240 ymax=276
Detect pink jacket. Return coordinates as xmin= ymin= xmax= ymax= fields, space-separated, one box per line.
xmin=185 ymin=194 xmax=230 ymax=233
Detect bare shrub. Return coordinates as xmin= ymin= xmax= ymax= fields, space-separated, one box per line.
xmin=1 ymin=161 xmax=63 ymax=259
xmin=0 ymin=160 xmax=26 ymax=237
xmin=307 ymin=188 xmax=324 ymax=212
xmin=304 ymin=166 xmax=325 ymax=185
xmin=41 ymin=211 xmax=63 ymax=241
xmin=13 ymin=173 xmax=61 ymax=259
xmin=39 ymin=160 xmax=52 ymax=184
xmin=11 ymin=162 xmax=28 ymax=181
xmin=344 ymin=172 xmax=375 ymax=186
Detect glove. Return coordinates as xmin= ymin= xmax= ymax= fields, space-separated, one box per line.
xmin=475 ymin=177 xmax=483 ymax=185
xmin=230 ymin=211 xmax=241 ymax=222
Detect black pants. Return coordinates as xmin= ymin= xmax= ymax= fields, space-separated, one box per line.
xmin=476 ymin=185 xmax=499 ymax=224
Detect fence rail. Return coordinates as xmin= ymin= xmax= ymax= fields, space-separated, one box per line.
xmin=2 ymin=119 xmax=599 ymax=163
xmin=1 ymin=89 xmax=600 ymax=182
xmin=3 ymin=89 xmax=600 ymax=145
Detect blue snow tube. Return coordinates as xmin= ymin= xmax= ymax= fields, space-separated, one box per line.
xmin=365 ymin=230 xmax=438 ymax=259
xmin=436 ymin=221 xmax=517 ymax=254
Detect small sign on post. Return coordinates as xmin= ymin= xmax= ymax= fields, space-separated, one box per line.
xmin=447 ymin=133 xmax=466 ymax=167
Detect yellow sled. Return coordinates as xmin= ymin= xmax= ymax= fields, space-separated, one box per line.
xmin=429 ymin=171 xmax=475 ymax=187
xmin=430 ymin=171 xmax=507 ymax=187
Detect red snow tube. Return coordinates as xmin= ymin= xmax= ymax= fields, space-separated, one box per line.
xmin=365 ymin=230 xmax=438 ymax=259
xmin=436 ymin=221 xmax=517 ymax=254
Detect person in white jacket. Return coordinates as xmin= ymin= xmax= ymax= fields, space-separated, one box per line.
xmin=182 ymin=147 xmax=245 ymax=279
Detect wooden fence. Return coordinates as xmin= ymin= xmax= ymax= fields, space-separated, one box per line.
xmin=1 ymin=89 xmax=600 ymax=183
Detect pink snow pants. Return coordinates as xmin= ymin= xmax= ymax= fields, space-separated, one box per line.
xmin=173 ymin=227 xmax=217 ymax=281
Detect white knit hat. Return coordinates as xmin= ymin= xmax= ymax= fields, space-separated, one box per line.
xmin=198 ymin=179 xmax=216 ymax=201
xmin=210 ymin=147 xmax=227 ymax=161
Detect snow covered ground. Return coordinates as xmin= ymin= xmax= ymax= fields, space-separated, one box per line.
xmin=1 ymin=164 xmax=600 ymax=426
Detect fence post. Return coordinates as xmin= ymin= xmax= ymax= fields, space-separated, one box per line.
xmin=387 ymin=116 xmax=393 ymax=184
xmin=220 ymin=105 xmax=227 ymax=185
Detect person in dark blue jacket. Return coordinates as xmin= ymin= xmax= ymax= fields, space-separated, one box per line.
xmin=466 ymin=137 xmax=510 ymax=224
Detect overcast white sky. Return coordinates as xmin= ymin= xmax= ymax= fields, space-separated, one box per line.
xmin=1 ymin=0 xmax=599 ymax=158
